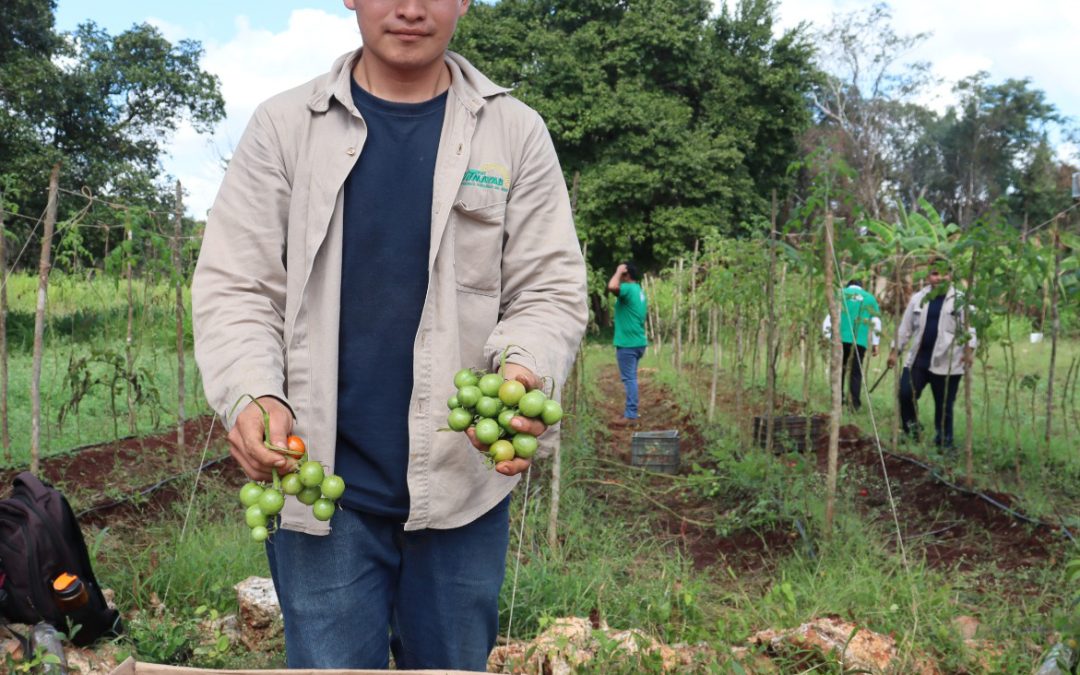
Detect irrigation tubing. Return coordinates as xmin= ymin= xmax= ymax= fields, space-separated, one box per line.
xmin=880 ymin=448 xmax=1077 ymax=546
xmin=74 ymin=453 xmax=231 ymax=519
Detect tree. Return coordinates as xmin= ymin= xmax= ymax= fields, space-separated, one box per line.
xmin=452 ymin=0 xmax=817 ymax=276
xmin=940 ymin=74 xmax=1061 ymax=227
xmin=1 ymin=9 xmax=225 ymax=267
xmin=807 ymin=2 xmax=934 ymax=221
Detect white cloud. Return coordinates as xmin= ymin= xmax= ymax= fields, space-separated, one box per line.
xmin=722 ymin=0 xmax=1079 ymax=163
xmin=164 ymin=9 xmax=359 ymax=217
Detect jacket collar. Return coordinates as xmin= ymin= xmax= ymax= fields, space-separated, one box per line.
xmin=306 ymin=48 xmax=510 ymax=114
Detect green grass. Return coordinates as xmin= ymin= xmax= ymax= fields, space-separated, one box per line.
xmin=72 ymin=340 xmax=1075 ymax=672
xmin=90 ymin=479 xmax=277 ymax=668
xmin=4 ymin=268 xmax=1071 ymax=671
xmin=0 ymin=272 xmax=210 ymax=467
xmin=657 ymin=316 xmax=1080 ymax=524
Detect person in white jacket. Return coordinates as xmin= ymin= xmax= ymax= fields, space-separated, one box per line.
xmin=887 ymin=260 xmax=976 ymax=450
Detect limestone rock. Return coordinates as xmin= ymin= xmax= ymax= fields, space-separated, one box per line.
xmin=488 ymin=616 xmax=716 ymax=673
xmin=749 ymin=616 xmax=939 ymax=674
xmin=234 ymin=575 xmax=283 ymax=652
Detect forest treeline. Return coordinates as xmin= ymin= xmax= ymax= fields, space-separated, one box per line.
xmin=1 ymin=0 xmax=1076 ymax=280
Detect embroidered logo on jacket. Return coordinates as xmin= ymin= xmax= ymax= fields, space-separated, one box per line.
xmin=462 ymin=163 xmax=510 ymax=193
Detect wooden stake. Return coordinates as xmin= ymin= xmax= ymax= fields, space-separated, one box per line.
xmin=1045 ymin=217 xmax=1062 ymax=447
xmin=174 ymin=181 xmax=187 ymax=451
xmin=548 ymin=171 xmax=580 ymax=552
xmin=30 ymin=164 xmax=61 ymax=474
xmin=963 ymin=249 xmax=977 ymax=489
xmin=765 ymin=194 xmax=778 ymax=453
xmin=823 ymin=213 xmax=842 ymax=536
xmin=125 ymin=220 xmax=136 ymax=435
xmin=0 ymin=188 xmax=9 ymax=458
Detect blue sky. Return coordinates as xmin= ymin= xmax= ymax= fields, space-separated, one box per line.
xmin=56 ymin=1 xmax=308 ymax=44
xmin=53 ymin=1 xmax=1080 ymax=217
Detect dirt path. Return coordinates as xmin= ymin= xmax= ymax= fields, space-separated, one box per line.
xmin=587 ymin=362 xmax=1067 ymax=575
xmin=0 ymin=416 xmax=239 ymax=525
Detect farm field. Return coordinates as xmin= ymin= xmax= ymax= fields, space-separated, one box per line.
xmin=2 ymin=1 xmax=1079 ymax=671
xmin=2 ymin=332 xmax=1075 ymax=673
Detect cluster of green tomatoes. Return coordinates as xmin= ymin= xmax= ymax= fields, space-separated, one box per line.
xmin=445 ymin=367 xmax=563 ymax=464
xmin=238 ymin=434 xmax=346 ymax=542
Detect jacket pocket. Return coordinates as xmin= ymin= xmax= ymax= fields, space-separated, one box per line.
xmin=452 ymin=199 xmax=506 ymax=295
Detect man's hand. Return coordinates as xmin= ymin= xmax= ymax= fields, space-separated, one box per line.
xmin=886 ymin=349 xmax=898 ymax=369
xmin=466 ymin=363 xmax=546 ymax=477
xmin=872 ymin=345 xmax=880 ymax=358
xmin=607 ymin=264 xmax=629 ymax=293
xmin=228 ymin=396 xmax=295 ymax=481
xmin=963 ymin=346 xmax=975 ymax=370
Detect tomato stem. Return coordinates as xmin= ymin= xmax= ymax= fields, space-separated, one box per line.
xmin=231 ymin=393 xmax=291 ymax=455
xmin=498 ymin=344 xmax=517 ymax=375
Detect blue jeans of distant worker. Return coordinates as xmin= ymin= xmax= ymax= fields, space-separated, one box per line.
xmin=266 ymin=495 xmax=510 ymax=670
xmin=617 ymin=346 xmax=646 ymax=419
xmin=898 ymin=365 xmax=962 ymax=449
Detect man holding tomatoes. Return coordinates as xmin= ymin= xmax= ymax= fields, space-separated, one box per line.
xmin=607 ymin=262 xmax=648 ymax=427
xmin=192 ymin=0 xmax=587 ymax=670
xmin=887 ymin=258 xmax=976 ymax=451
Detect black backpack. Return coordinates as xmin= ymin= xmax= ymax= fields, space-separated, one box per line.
xmin=0 ymin=471 xmax=122 ymax=646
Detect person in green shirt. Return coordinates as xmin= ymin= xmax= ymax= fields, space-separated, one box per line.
xmin=607 ymin=262 xmax=648 ymax=426
xmin=822 ymin=280 xmax=882 ymax=411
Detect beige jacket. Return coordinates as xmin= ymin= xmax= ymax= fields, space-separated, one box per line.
xmin=894 ymin=285 xmax=977 ymax=375
xmin=192 ymin=49 xmax=588 ymax=534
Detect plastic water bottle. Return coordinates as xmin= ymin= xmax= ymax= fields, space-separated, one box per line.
xmin=30 ymin=622 xmax=68 ymax=675
xmin=1035 ymin=642 xmax=1077 ymax=675
xmin=52 ymin=573 xmax=90 ymax=613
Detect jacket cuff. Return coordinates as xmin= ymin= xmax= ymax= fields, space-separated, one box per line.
xmin=487 ymin=345 xmax=539 ymax=379
xmin=220 ymin=380 xmax=292 ymax=429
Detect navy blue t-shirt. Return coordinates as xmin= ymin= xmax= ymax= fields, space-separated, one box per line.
xmin=915 ymin=293 xmax=945 ymax=369
xmin=335 ymin=80 xmax=447 ymax=520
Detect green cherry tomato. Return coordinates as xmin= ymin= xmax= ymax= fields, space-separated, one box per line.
xmin=474 ymin=418 xmax=502 ymax=445
xmin=297 ymin=486 xmax=321 ymax=506
xmin=453 ymin=368 xmax=479 ymax=389
xmin=498 ymin=379 xmax=526 ymax=407
xmin=475 ymin=396 xmax=503 ymax=419
xmin=298 ymin=460 xmax=325 ymax=488
xmin=251 ymin=525 xmax=269 ymax=543
xmin=239 ymin=482 xmax=264 ymax=507
xmin=541 ymin=399 xmax=564 ymax=426
xmin=497 ymin=407 xmax=518 ymax=433
xmin=457 ymin=385 xmax=482 ymax=409
xmin=478 ymin=373 xmax=505 ymax=397
xmin=245 ymin=504 xmax=267 ymax=529
xmin=280 ymin=472 xmax=303 ymax=496
xmin=512 ymin=433 xmax=539 ymax=459
xmin=448 ymin=407 xmax=474 ymax=432
xmin=321 ymin=474 xmax=346 ymax=500
xmin=312 ymin=498 xmax=335 ymax=522
xmin=447 ymin=394 xmax=460 ymax=410
xmin=517 ymin=390 xmax=547 ymax=418
xmin=257 ymin=488 xmax=285 ymax=516
xmin=488 ymin=439 xmax=515 ymax=463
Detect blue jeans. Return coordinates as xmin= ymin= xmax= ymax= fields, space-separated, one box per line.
xmin=266 ymin=496 xmax=510 ymax=670
xmin=616 ymin=346 xmax=646 ymax=419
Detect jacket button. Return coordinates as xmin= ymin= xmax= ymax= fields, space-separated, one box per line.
xmin=346 ymin=147 xmax=356 ymax=155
